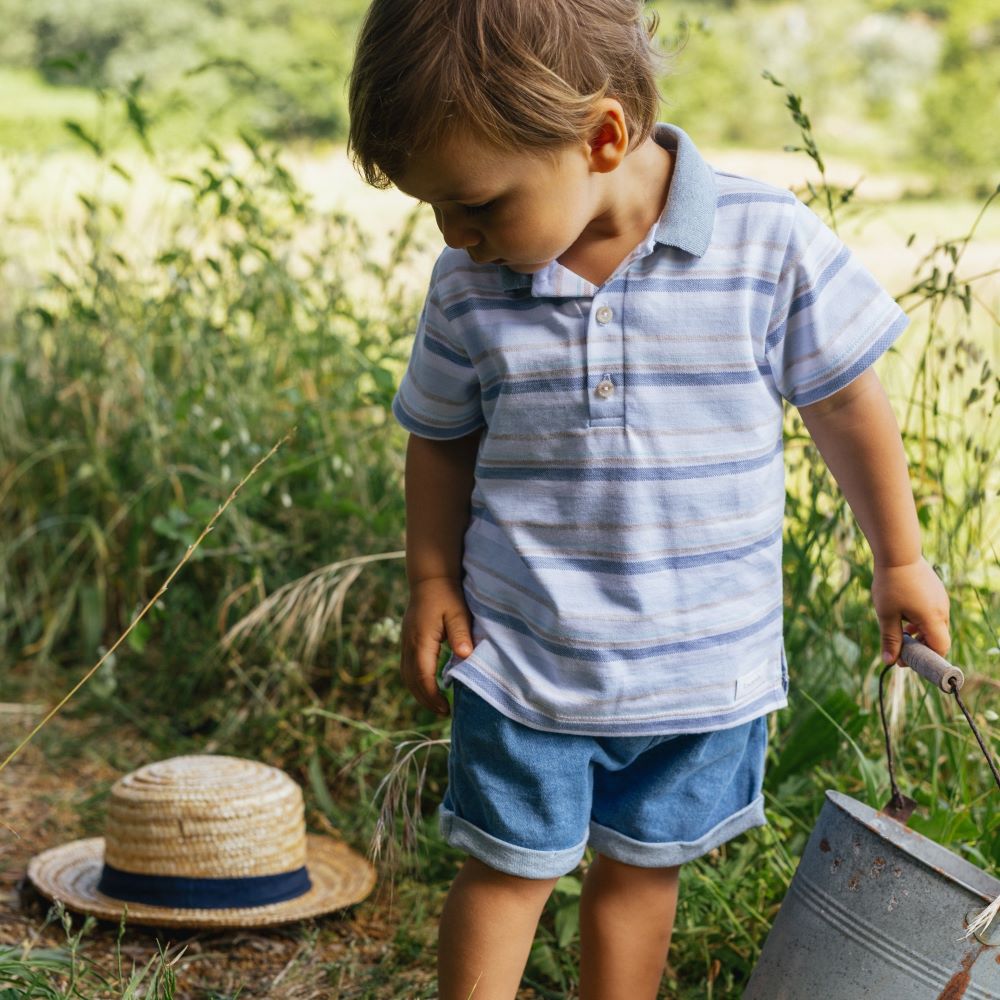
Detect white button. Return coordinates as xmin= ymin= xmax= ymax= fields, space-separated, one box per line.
xmin=595 ymin=305 xmax=613 ymax=325
xmin=596 ymin=377 xmax=615 ymax=399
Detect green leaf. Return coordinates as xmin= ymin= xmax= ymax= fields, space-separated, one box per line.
xmin=123 ymin=78 xmax=152 ymax=155
xmin=527 ymin=940 xmax=565 ymax=985
xmin=554 ymin=900 xmax=580 ymax=948
xmin=79 ymin=584 xmax=104 ymax=654
xmin=151 ymin=507 xmax=194 ymax=544
xmin=126 ymin=619 xmax=151 ymax=654
xmin=63 ymin=120 xmax=103 ymax=157
xmin=554 ymin=874 xmax=582 ymax=897
xmin=308 ymin=751 xmax=337 ymax=818
xmin=770 ymin=688 xmax=865 ymax=785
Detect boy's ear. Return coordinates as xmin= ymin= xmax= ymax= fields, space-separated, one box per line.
xmin=586 ymin=100 xmax=629 ymax=174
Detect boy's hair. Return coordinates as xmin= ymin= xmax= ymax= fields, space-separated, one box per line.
xmin=348 ymin=0 xmax=662 ymax=189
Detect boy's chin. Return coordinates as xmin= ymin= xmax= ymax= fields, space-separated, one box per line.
xmin=503 ymin=260 xmax=552 ymax=274
xmin=466 ymin=252 xmax=554 ymax=273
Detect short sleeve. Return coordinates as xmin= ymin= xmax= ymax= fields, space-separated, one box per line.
xmin=764 ymin=199 xmax=909 ymax=407
xmin=391 ymin=258 xmax=485 ymax=440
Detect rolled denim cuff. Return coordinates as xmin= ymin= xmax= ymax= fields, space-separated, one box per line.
xmin=588 ymin=794 xmax=766 ymax=868
xmin=439 ymin=804 xmax=588 ymax=879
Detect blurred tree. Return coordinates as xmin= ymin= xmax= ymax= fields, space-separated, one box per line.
xmin=918 ymin=0 xmax=1000 ymax=191
xmin=870 ymin=0 xmax=950 ymax=17
xmin=0 ymin=0 xmax=371 ymax=142
xmin=0 ymin=0 xmax=994 ymax=195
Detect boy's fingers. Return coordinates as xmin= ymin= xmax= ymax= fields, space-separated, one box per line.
xmin=401 ymin=637 xmax=450 ymax=716
xmin=917 ymin=618 xmax=951 ymax=659
xmin=878 ymin=615 xmax=904 ymax=665
xmin=445 ymin=609 xmax=474 ymax=659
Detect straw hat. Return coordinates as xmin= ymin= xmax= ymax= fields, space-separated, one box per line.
xmin=26 ymin=754 xmax=376 ymax=928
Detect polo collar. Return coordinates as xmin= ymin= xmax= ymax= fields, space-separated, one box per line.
xmin=499 ymin=122 xmax=716 ymax=294
xmin=650 ymin=123 xmax=717 ymax=257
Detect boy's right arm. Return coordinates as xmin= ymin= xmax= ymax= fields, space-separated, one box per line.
xmin=400 ymin=428 xmax=482 ymax=716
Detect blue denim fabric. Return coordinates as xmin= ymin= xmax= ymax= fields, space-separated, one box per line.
xmin=440 ymin=682 xmax=768 ymax=879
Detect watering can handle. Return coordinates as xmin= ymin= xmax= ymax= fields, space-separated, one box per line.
xmin=898 ymin=634 xmax=964 ymax=692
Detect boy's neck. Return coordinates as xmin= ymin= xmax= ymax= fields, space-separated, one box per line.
xmin=558 ymin=137 xmax=675 ymax=286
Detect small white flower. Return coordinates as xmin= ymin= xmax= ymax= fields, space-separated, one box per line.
xmin=371 ymin=617 xmax=402 ymax=644
xmin=210 ymin=416 xmax=223 ymax=432
xmin=281 ymin=491 xmax=292 ymax=508
xmin=96 ymin=645 xmax=118 ymax=671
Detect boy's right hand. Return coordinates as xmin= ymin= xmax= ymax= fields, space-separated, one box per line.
xmin=400 ymin=577 xmax=474 ymax=716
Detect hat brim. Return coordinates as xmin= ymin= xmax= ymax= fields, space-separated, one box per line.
xmin=26 ymin=835 xmax=376 ymax=929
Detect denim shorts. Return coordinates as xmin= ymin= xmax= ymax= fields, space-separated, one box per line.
xmin=439 ymin=682 xmax=768 ymax=879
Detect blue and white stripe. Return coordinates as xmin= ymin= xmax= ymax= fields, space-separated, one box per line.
xmin=392 ymin=122 xmax=908 ymax=736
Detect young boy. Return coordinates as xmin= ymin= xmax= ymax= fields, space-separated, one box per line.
xmin=348 ymin=2 xmax=951 ymax=997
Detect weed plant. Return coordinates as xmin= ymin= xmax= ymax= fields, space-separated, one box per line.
xmin=1 ymin=76 xmax=998 ymax=998
xmin=0 ymin=901 xmax=206 ymax=999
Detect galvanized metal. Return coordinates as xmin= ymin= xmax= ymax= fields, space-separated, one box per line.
xmin=744 ymin=790 xmax=1000 ymax=999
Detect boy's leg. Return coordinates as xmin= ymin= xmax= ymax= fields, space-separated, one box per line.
xmin=438 ymin=856 xmax=559 ymax=1000
xmin=578 ymin=853 xmax=679 ymax=1000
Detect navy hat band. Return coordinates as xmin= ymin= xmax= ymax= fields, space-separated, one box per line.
xmin=96 ymin=862 xmax=312 ymax=909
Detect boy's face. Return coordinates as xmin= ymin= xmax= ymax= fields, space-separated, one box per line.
xmin=393 ymin=129 xmax=600 ymax=274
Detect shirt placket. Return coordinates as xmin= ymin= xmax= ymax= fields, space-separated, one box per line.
xmin=586 ymin=285 xmax=626 ymax=427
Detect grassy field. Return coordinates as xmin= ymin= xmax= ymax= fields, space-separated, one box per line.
xmin=1 ymin=85 xmax=998 ymax=998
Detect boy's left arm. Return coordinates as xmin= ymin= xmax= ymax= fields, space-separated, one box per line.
xmin=797 ymin=368 xmax=951 ymax=665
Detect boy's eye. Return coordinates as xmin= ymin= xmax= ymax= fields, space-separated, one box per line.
xmin=464 ymin=200 xmax=496 ymax=215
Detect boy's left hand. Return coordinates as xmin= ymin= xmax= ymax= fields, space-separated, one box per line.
xmin=872 ymin=556 xmax=951 ymax=665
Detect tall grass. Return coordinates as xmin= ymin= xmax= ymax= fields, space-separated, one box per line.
xmin=1 ymin=77 xmax=998 ymax=998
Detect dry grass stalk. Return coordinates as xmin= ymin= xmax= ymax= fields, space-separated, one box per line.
xmin=368 ymin=735 xmax=450 ymax=875
xmin=0 ymin=430 xmax=295 ymax=781
xmin=966 ymin=893 xmax=1000 ymax=940
xmin=221 ymin=550 xmax=404 ymax=667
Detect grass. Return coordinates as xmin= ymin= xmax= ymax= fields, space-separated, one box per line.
xmin=0 ymin=75 xmax=998 ymax=998
xmin=0 ymin=901 xmax=197 ymax=999
xmin=0 ymin=69 xmax=104 ymax=153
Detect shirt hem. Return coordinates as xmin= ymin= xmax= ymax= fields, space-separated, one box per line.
xmin=446 ymin=664 xmax=787 ymax=736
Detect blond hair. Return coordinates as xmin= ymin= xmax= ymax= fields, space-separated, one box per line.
xmin=348 ymin=0 xmax=663 ymax=189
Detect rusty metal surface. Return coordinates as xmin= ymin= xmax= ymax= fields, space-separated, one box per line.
xmin=744 ymin=791 xmax=1000 ymax=999
xmin=882 ymin=791 xmax=918 ymax=824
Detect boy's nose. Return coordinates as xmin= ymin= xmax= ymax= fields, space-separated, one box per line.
xmin=435 ymin=208 xmax=480 ymax=250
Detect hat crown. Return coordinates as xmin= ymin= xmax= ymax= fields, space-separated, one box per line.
xmin=103 ymin=755 xmax=307 ymax=878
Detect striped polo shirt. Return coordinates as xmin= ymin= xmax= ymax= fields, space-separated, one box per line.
xmin=392 ymin=122 xmax=908 ymax=736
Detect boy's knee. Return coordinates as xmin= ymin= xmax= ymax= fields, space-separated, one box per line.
xmin=591 ymin=853 xmax=680 ymax=884
xmin=462 ymin=856 xmax=561 ymax=897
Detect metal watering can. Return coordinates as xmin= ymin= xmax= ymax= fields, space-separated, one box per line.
xmin=745 ymin=637 xmax=1000 ymax=999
